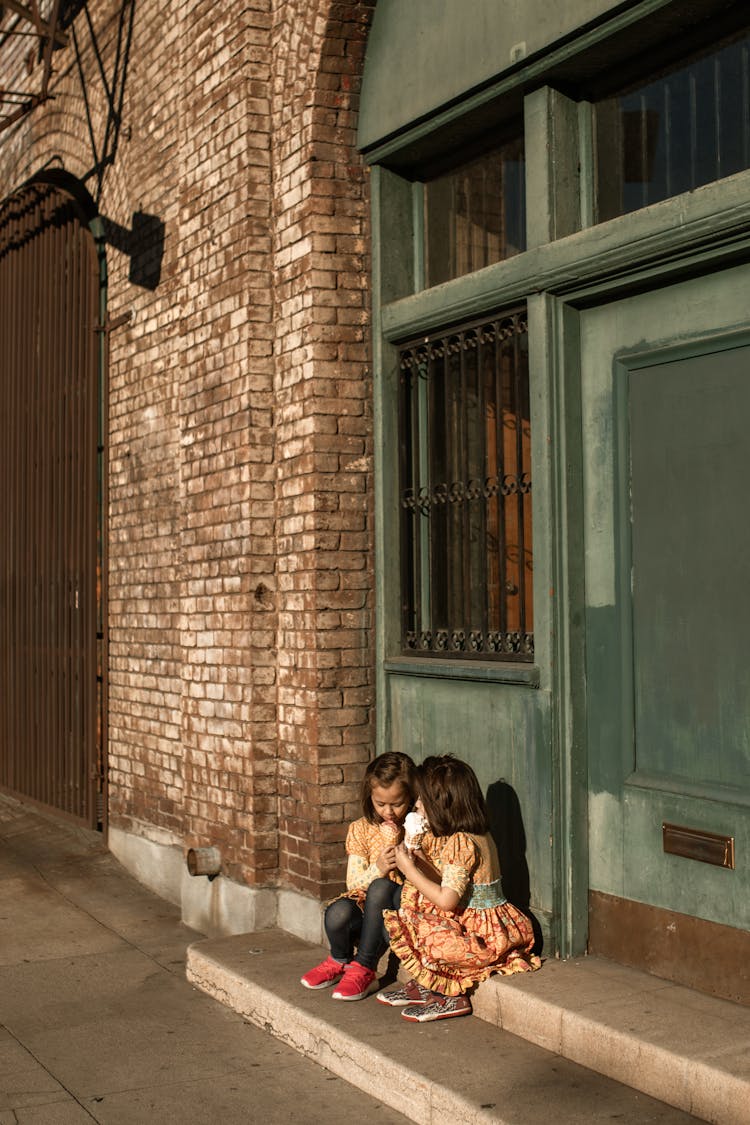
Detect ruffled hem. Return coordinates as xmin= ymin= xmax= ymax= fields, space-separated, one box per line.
xmin=383 ymin=907 xmax=541 ymax=996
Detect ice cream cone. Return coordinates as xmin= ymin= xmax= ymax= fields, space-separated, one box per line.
xmin=379 ymin=821 xmax=402 ymax=846
xmin=403 ymin=811 xmax=428 ymax=852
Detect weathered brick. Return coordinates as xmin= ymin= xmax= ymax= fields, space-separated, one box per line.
xmin=0 ymin=0 xmax=375 ymax=902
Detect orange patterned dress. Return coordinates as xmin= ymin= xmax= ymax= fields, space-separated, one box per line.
xmin=333 ymin=817 xmax=404 ymax=907
xmin=384 ymin=830 xmax=540 ymax=996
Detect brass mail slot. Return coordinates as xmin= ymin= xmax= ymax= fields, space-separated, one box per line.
xmin=662 ymin=822 xmax=735 ymax=869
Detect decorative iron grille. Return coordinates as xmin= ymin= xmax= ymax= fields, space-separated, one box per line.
xmin=398 ymin=309 xmax=533 ymax=661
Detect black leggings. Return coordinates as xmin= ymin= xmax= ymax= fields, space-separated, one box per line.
xmin=324 ymin=877 xmax=402 ymax=970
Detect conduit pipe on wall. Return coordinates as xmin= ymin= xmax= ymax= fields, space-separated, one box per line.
xmin=186 ymin=846 xmax=222 ymax=880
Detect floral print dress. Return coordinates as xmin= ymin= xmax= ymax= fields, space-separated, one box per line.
xmin=384 ymin=830 xmax=540 ymax=995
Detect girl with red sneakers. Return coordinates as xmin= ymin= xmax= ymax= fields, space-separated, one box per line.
xmin=300 ymin=751 xmax=416 ymax=1001
xmin=378 ymin=755 xmax=541 ymax=1022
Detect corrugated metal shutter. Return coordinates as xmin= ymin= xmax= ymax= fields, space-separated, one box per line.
xmin=0 ymin=182 xmax=101 ymax=826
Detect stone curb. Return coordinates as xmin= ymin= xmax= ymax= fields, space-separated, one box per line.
xmin=187 ymin=932 xmax=750 ymax=1125
xmin=479 ymin=961 xmax=750 ymax=1125
xmin=187 ymin=942 xmax=502 ymax=1125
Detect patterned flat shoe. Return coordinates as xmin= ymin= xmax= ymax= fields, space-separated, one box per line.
xmin=376 ymin=980 xmax=434 ymax=1006
xmin=401 ymin=994 xmax=472 ymax=1022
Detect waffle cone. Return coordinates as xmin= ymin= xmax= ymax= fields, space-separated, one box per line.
xmin=379 ymin=821 xmax=402 ymax=845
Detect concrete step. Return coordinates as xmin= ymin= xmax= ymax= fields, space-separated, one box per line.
xmin=472 ymin=952 xmax=750 ymax=1125
xmin=186 ymin=929 xmax=748 ymax=1125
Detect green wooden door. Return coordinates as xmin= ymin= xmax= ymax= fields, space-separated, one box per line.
xmin=581 ymin=264 xmax=750 ymax=935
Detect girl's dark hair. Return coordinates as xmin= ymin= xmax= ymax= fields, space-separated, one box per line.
xmin=361 ymin=751 xmax=416 ymax=823
xmin=416 ymin=755 xmax=489 ymax=836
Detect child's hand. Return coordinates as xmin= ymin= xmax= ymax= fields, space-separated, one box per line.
xmin=394 ymin=843 xmax=447 ymax=907
xmin=376 ymin=845 xmax=397 ymax=875
xmin=394 ymin=842 xmax=417 ymax=876
xmin=412 ymin=849 xmax=440 ymax=880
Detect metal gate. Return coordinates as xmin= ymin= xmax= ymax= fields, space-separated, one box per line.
xmin=0 ymin=182 xmax=102 ymax=827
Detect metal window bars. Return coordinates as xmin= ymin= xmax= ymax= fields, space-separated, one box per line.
xmin=398 ymin=308 xmax=533 ymax=661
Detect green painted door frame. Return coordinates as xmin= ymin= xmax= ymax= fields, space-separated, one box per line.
xmin=368 ymin=36 xmax=750 ymax=952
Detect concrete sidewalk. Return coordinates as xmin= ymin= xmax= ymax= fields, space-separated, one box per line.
xmin=0 ymin=795 xmax=407 ymax=1124
xmin=2 ymin=792 xmax=744 ymax=1125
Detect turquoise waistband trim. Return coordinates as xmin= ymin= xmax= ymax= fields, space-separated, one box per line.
xmin=466 ymin=878 xmax=507 ymax=910
xmin=465 ymin=873 xmax=508 ymax=909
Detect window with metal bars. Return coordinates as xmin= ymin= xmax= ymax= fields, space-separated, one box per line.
xmin=595 ymin=27 xmax=750 ymax=220
xmin=398 ymin=308 xmax=533 ymax=661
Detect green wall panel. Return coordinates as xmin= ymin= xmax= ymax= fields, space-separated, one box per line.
xmin=624 ymin=789 xmax=749 ymax=929
xmin=366 ymin=0 xmax=750 ymax=958
xmin=359 ymin=0 xmax=620 ymax=151
xmin=630 ymin=349 xmax=750 ymax=790
xmin=386 ymin=672 xmax=553 ymax=944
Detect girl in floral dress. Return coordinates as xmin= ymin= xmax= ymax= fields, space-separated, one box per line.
xmin=300 ymin=751 xmax=416 ymax=1001
xmin=379 ymin=754 xmax=540 ymax=1021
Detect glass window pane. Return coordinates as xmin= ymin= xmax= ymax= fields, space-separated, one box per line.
xmin=595 ymin=28 xmax=750 ymax=221
xmin=424 ymin=137 xmax=526 ymax=287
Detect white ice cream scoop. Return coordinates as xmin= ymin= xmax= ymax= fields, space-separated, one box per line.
xmin=403 ymin=810 xmax=428 ymax=851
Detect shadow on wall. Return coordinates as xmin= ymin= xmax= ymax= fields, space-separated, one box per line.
xmin=486 ymin=779 xmax=544 ymax=955
xmin=101 ymin=211 xmax=165 ymax=290
xmin=71 ymin=0 xmax=137 ymax=201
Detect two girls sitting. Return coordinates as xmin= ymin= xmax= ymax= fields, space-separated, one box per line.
xmin=300 ymin=751 xmax=540 ymax=1023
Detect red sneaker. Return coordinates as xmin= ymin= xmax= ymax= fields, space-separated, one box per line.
xmin=300 ymin=955 xmax=346 ymax=990
xmin=331 ymin=962 xmax=376 ymax=1001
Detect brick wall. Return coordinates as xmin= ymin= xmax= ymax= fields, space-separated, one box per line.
xmin=0 ymin=0 xmax=376 ymax=903
xmin=171 ymin=2 xmax=278 ymax=888
xmin=270 ymin=0 xmax=376 ymax=897
xmin=106 ymin=0 xmax=185 ymax=844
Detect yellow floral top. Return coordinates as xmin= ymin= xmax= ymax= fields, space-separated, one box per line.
xmin=419 ymin=830 xmax=504 ymax=906
xmin=340 ymin=816 xmax=404 ymax=907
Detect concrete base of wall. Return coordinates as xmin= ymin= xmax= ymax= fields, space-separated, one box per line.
xmin=277 ymin=889 xmax=326 ymax=944
xmin=108 ymin=825 xmax=325 ymax=944
xmin=109 ymin=825 xmax=184 ymax=908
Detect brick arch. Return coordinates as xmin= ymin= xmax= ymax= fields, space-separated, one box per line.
xmin=0 ymin=0 xmax=379 ymax=908
xmin=0 ymin=6 xmax=141 ymax=291
xmin=270 ymin=0 xmax=377 ymax=898
xmin=0 ymin=0 xmax=134 ymax=206
xmin=0 ymin=98 xmax=93 ymax=206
